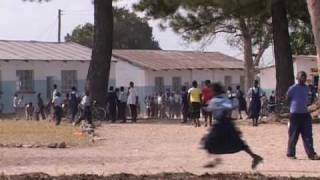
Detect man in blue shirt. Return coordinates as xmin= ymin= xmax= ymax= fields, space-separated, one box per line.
xmin=287 ymin=71 xmax=320 ymax=160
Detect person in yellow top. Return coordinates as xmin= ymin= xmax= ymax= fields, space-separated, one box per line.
xmin=188 ymin=81 xmax=202 ymax=127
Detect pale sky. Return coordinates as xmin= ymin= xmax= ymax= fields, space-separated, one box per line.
xmin=0 ymin=0 xmax=272 ymax=62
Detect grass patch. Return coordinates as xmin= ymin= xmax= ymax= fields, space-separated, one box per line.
xmin=0 ymin=119 xmax=91 ymax=146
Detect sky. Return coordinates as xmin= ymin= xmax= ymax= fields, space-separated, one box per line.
xmin=0 ymin=0 xmax=272 ymax=63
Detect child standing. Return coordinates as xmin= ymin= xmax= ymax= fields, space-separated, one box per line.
xmin=25 ymin=102 xmax=34 ymax=120
xmin=201 ymin=83 xmax=263 ymax=169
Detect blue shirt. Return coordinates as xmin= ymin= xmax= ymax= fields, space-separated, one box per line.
xmin=287 ymin=84 xmax=309 ymax=114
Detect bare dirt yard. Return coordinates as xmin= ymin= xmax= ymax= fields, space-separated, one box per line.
xmin=1 ymin=119 xmax=320 ymax=179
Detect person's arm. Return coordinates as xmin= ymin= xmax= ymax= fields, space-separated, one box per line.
xmin=287 ymin=87 xmax=292 ymax=104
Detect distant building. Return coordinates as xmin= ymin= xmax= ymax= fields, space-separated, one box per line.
xmin=0 ymin=40 xmax=244 ymax=113
xmin=259 ymin=55 xmax=318 ymax=93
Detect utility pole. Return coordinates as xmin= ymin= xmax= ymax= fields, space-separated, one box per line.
xmin=58 ymin=9 xmax=62 ymax=43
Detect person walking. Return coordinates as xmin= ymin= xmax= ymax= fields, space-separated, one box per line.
xmin=247 ymin=80 xmax=264 ymax=126
xmin=118 ymin=86 xmax=128 ymax=123
xmin=35 ymin=93 xmax=46 ymax=121
xmin=202 ymin=80 xmax=213 ymax=127
xmin=236 ymin=86 xmax=247 ymax=119
xmin=287 ymin=71 xmax=320 ymax=160
xmin=201 ymin=83 xmax=263 ymax=169
xmin=188 ymin=81 xmax=202 ymax=127
xmin=127 ymin=82 xmax=138 ymax=122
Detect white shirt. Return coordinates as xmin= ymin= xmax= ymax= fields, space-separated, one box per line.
xmin=81 ymin=95 xmax=91 ymax=106
xmin=52 ymin=89 xmax=58 ymax=99
xmin=119 ymin=91 xmax=127 ymax=103
xmin=127 ymin=87 xmax=138 ymax=105
xmin=52 ymin=96 xmax=63 ymax=107
xmin=13 ymin=97 xmax=18 ymax=108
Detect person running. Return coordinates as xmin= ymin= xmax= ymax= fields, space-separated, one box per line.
xmin=118 ymin=86 xmax=128 ymax=123
xmin=247 ymin=80 xmax=264 ymax=126
xmin=74 ymin=90 xmax=93 ymax=126
xmin=127 ymin=82 xmax=138 ymax=122
xmin=201 ymin=83 xmax=263 ymax=169
xmin=35 ymin=93 xmax=46 ymax=121
xmin=202 ymin=80 xmax=213 ymax=127
xmin=52 ymin=92 xmax=63 ymax=126
xmin=236 ymin=86 xmax=247 ymax=119
xmin=188 ymin=81 xmax=202 ymax=127
xmin=287 ymin=71 xmax=320 ymax=160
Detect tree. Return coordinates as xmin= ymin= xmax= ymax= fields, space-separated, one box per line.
xmin=65 ymin=8 xmax=160 ymax=49
xmin=134 ymin=0 xmax=272 ymax=91
xmin=86 ymin=0 xmax=113 ymax=106
xmin=271 ymin=0 xmax=294 ymax=100
xmin=307 ymin=0 xmax=320 ymax=75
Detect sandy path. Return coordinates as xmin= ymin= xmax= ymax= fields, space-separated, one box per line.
xmin=1 ymin=120 xmax=320 ymax=177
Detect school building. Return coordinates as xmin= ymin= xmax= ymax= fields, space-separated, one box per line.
xmin=0 ymin=40 xmax=244 ymax=113
xmin=259 ymin=55 xmax=318 ymax=93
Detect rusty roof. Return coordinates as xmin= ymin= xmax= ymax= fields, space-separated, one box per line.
xmin=0 ymin=40 xmax=91 ymax=61
xmin=112 ymin=50 xmax=243 ymax=70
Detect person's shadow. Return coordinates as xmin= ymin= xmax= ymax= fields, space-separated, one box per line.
xmin=203 ymin=157 xmax=222 ymax=168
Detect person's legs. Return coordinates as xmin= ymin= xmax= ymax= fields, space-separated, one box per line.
xmin=40 ymin=107 xmax=46 ymax=120
xmin=130 ymin=104 xmax=137 ymax=122
xmin=86 ymin=107 xmax=93 ymax=125
xmin=300 ymin=113 xmax=318 ymax=159
xmin=55 ymin=106 xmax=62 ymax=126
xmin=109 ymin=104 xmax=116 ymax=123
xmin=243 ymin=146 xmax=263 ymax=169
xmin=287 ymin=114 xmax=301 ymax=158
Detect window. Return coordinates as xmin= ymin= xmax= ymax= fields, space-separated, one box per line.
xmin=155 ymin=77 xmax=164 ymax=93
xmin=172 ymin=77 xmax=182 ymax=93
xmin=16 ymin=70 xmax=34 ymax=92
xmin=61 ymin=70 xmax=77 ymax=92
xmin=224 ymin=75 xmax=232 ymax=88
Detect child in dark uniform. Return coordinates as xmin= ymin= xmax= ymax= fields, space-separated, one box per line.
xmin=201 ymin=83 xmax=263 ymax=169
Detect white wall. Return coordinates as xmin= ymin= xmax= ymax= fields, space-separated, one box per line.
xmin=259 ymin=67 xmax=276 ymax=90
xmin=114 ymin=60 xmax=146 ymax=87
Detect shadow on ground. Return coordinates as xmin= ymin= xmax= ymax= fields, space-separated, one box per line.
xmin=0 ymin=173 xmax=319 ymax=180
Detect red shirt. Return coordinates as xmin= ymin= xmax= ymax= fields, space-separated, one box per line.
xmin=202 ymin=87 xmax=212 ymax=104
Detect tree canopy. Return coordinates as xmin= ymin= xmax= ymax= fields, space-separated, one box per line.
xmin=65 ymin=8 xmax=160 ymax=50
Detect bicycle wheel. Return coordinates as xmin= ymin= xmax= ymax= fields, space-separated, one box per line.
xmin=93 ymin=108 xmax=106 ymax=121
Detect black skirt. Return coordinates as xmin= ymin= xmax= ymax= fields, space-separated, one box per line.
xmin=201 ymin=118 xmax=248 ymax=154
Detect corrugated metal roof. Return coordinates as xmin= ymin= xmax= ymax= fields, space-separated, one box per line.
xmin=0 ymin=40 xmax=91 ymax=61
xmin=112 ymin=50 xmax=244 ymax=70
xmin=0 ymin=40 xmax=244 ymax=70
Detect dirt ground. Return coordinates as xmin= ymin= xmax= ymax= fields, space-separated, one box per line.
xmin=1 ymin=119 xmax=320 ymax=178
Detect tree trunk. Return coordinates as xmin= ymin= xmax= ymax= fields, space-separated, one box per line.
xmin=239 ymin=18 xmax=255 ymax=92
xmin=272 ymin=0 xmax=294 ymax=101
xmin=86 ymin=0 xmax=113 ymax=106
xmin=307 ymin=0 xmax=320 ymax=89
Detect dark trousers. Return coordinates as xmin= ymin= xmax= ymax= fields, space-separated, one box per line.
xmin=36 ymin=107 xmax=46 ymax=121
xmin=71 ymin=107 xmax=78 ymax=121
xmin=75 ymin=106 xmax=92 ymax=125
xmin=129 ymin=104 xmax=137 ymax=122
xmin=54 ymin=106 xmax=63 ymax=125
xmin=109 ymin=103 xmax=117 ymax=122
xmin=287 ymin=113 xmax=316 ymax=157
xmin=118 ymin=102 xmax=127 ymax=121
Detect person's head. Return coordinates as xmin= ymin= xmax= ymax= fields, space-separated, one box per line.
xmin=227 ymin=86 xmax=232 ymax=91
xmin=297 ymin=71 xmax=307 ymax=84
xmin=254 ymin=80 xmax=259 ymax=88
xmin=210 ymin=83 xmax=225 ymax=97
xmin=14 ymin=93 xmax=18 ymax=97
xmin=205 ymin=80 xmax=211 ymax=87
xmin=53 ymin=84 xmax=57 ymax=89
xmin=120 ymin=86 xmax=124 ymax=92
xmin=272 ymin=90 xmax=275 ymax=94
xmin=192 ymin=81 xmax=198 ymax=88
xmin=236 ymin=85 xmax=240 ymax=90
xmin=182 ymin=86 xmax=186 ymax=92
xmin=115 ymin=88 xmax=119 ymax=93
xmin=130 ymin=81 xmax=134 ymax=88
xmin=37 ymin=93 xmax=41 ymax=98
xmin=29 ymin=102 xmax=33 ymax=106
xmin=56 ymin=92 xmax=61 ymax=97
xmin=66 ymin=93 xmax=69 ymax=98
xmin=109 ymin=86 xmax=114 ymax=91
xmin=71 ymin=86 xmax=77 ymax=91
